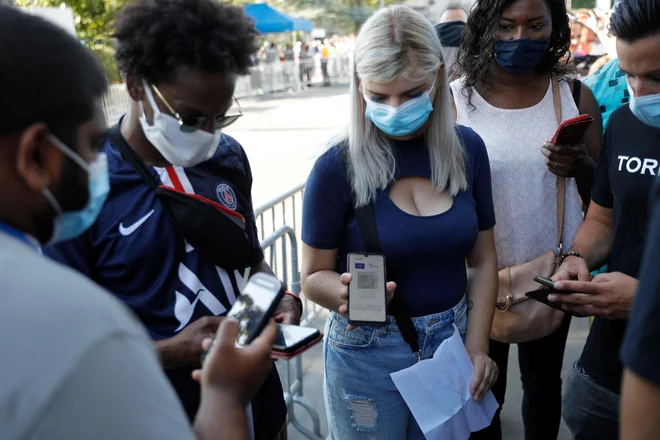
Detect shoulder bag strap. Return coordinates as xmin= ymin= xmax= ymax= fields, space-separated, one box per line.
xmin=354 ymin=204 xmax=421 ymax=357
xmin=551 ymin=75 xmax=566 ymax=254
xmin=107 ymin=123 xmax=160 ymax=190
xmin=572 ymin=80 xmax=582 ymax=108
xmin=107 ymin=123 xmax=197 ymax=246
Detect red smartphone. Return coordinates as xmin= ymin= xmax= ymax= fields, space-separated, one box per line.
xmin=271 ymin=324 xmax=323 ymax=360
xmin=551 ymin=114 xmax=594 ymax=146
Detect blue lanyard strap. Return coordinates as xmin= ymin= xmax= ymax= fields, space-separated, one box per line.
xmin=0 ymin=220 xmax=38 ymax=250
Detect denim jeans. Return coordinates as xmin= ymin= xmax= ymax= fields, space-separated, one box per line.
xmin=324 ymin=296 xmax=468 ymax=440
xmin=563 ymin=361 xmax=619 ymax=440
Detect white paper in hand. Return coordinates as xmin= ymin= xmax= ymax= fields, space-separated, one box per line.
xmin=390 ymin=325 xmax=499 ymax=440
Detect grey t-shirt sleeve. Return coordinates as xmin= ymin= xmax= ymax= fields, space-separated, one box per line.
xmin=24 ymin=334 xmax=196 ymax=440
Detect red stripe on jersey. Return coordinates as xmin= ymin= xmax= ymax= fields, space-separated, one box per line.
xmin=165 ymin=167 xmax=185 ymax=192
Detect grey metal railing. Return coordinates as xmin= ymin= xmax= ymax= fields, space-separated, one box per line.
xmin=255 ymin=185 xmax=325 ymax=440
xmin=255 ymin=183 xmax=322 ymax=326
xmin=259 ymin=225 xmax=323 ymax=440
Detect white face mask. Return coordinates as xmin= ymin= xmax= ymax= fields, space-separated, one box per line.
xmin=138 ymin=81 xmax=222 ymax=168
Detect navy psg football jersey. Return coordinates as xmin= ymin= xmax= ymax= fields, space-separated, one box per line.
xmin=45 ymin=127 xmax=286 ymax=438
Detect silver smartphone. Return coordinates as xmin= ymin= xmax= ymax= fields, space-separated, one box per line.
xmin=347 ymin=253 xmax=387 ymax=326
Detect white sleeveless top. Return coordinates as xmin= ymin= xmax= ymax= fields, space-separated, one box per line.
xmin=450 ymin=77 xmax=584 ymax=269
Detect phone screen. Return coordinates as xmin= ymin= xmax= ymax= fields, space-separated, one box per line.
xmin=229 ymin=275 xmax=282 ymax=346
xmin=273 ymin=324 xmax=320 ymax=351
xmin=348 ymin=253 xmax=387 ymax=324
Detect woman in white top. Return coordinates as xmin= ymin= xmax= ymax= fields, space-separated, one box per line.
xmin=450 ymin=0 xmax=602 ymax=439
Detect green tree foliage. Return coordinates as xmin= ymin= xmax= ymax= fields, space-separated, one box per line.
xmin=17 ymin=0 xmax=128 ymax=82
xmin=279 ymin=0 xmax=397 ymax=33
xmin=17 ymin=0 xmax=128 ymax=45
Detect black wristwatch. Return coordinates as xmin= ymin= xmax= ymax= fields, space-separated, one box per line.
xmin=559 ymin=251 xmax=585 ymax=266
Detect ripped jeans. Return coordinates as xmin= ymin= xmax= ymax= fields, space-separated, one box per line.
xmin=324 ymin=296 xmax=468 ymax=440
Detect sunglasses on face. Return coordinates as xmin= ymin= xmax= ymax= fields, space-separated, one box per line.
xmin=151 ymin=84 xmax=243 ymax=133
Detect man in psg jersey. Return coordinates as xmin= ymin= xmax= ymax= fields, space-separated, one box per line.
xmin=45 ymin=0 xmax=299 ymax=438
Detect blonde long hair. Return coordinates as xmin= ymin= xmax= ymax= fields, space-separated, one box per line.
xmin=337 ymin=5 xmax=467 ymax=207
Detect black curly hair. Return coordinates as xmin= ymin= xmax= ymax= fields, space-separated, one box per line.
xmin=454 ymin=0 xmax=572 ymax=107
xmin=114 ymin=0 xmax=259 ymax=84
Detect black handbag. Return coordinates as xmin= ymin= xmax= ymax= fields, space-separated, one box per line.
xmin=108 ymin=124 xmax=251 ymax=269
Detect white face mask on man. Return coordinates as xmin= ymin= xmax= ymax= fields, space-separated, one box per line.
xmin=138 ymin=80 xmax=222 ymax=168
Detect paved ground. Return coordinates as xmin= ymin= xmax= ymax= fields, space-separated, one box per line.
xmin=224 ymin=84 xmax=351 ymax=207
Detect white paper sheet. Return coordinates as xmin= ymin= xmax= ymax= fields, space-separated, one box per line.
xmin=390 ymin=325 xmax=499 ymax=440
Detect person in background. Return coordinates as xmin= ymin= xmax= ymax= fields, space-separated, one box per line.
xmin=265 ymin=43 xmax=280 ymax=64
xmin=0 ymin=6 xmax=276 ymax=440
xmin=321 ymin=39 xmax=331 ymax=86
xmin=44 ymin=0 xmax=300 ymax=438
xmin=435 ymin=5 xmax=468 ymax=73
xmin=299 ymin=43 xmax=314 ymax=85
xmin=284 ymin=44 xmax=294 ymax=62
xmin=570 ymin=18 xmax=583 ymax=57
xmin=584 ymin=58 xmax=629 ymax=131
xmin=573 ymin=13 xmax=608 ymax=77
xmin=550 ymin=0 xmax=660 ymax=438
xmin=452 ymin=0 xmax=603 ymax=438
xmin=302 ymin=5 xmax=499 ymax=439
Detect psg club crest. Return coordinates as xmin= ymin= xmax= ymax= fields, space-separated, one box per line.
xmin=216 ymin=183 xmax=238 ymax=210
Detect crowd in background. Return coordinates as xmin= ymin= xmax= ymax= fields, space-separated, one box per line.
xmin=568 ymin=8 xmax=616 ymax=77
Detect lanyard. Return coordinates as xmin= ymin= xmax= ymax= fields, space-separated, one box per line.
xmin=0 ymin=220 xmax=40 ymax=251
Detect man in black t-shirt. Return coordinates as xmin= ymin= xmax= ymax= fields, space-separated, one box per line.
xmin=549 ymin=1 xmax=660 ymax=438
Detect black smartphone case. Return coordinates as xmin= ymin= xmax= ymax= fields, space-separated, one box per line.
xmin=525 ymin=289 xmax=585 ymax=317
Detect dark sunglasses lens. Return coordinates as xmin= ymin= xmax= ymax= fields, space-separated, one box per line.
xmin=179 ymin=117 xmax=206 ymax=133
xmin=217 ymin=114 xmax=242 ymax=129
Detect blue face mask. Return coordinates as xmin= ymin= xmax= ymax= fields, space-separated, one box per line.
xmin=364 ymin=80 xmax=435 ymax=137
xmin=628 ymin=84 xmax=660 ymax=128
xmin=493 ymin=39 xmax=549 ymax=75
xmin=42 ymin=135 xmax=110 ymax=244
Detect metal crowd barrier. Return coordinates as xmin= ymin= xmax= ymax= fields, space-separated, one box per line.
xmin=254 ymin=183 xmax=322 ymax=326
xmin=254 ymin=183 xmax=325 ymax=440
xmin=102 ymin=55 xmax=353 ymax=123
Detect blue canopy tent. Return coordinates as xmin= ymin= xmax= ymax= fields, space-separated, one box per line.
xmin=244 ymin=3 xmax=313 ymax=34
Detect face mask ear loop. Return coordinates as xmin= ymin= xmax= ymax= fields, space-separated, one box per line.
xmin=141 ymin=80 xmax=162 ymax=119
xmin=41 ymin=187 xmax=64 ymax=216
xmin=47 ymin=135 xmax=90 ymax=173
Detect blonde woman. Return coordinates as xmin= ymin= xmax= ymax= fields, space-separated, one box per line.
xmin=300 ymin=6 xmax=499 ymax=439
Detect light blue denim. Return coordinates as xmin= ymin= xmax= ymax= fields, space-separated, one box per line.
xmin=323 ymin=296 xmax=468 ymax=440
